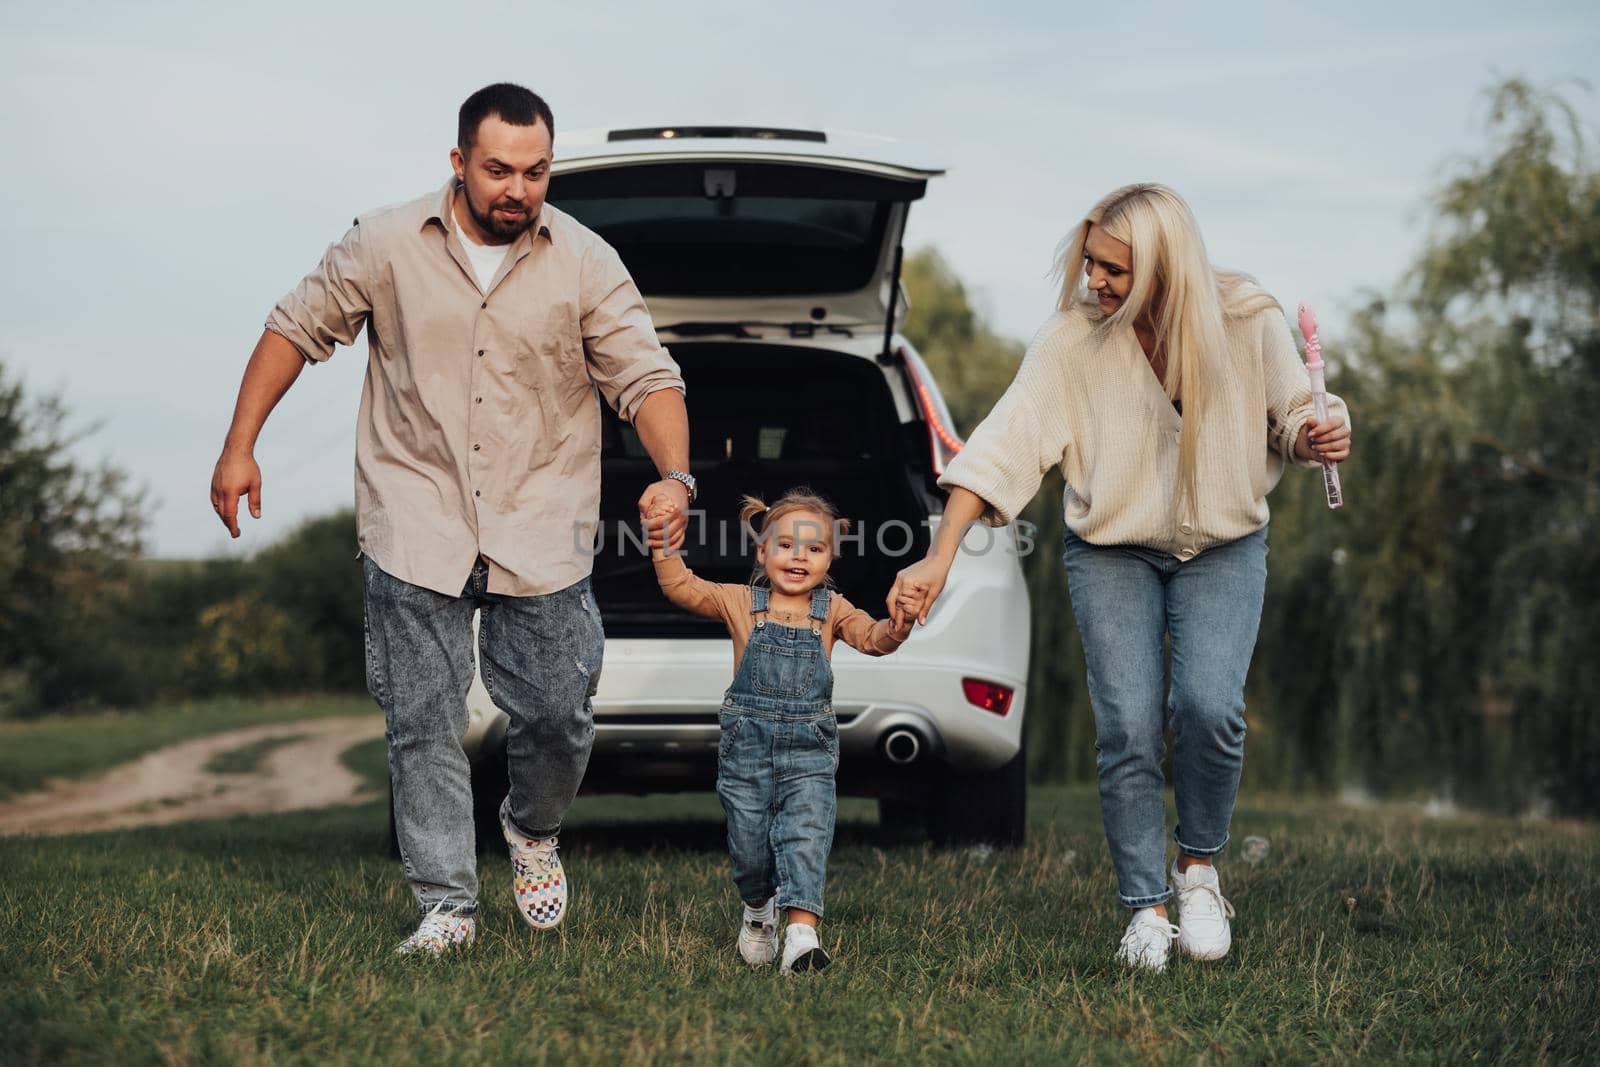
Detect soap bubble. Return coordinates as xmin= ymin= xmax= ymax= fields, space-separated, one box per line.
xmin=1241 ymin=835 xmax=1270 ymax=865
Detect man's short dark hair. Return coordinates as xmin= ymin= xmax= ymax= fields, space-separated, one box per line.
xmin=458 ymin=83 xmax=555 ymax=156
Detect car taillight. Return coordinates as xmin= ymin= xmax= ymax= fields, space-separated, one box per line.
xmin=900 ymin=347 xmax=963 ymax=477
xmin=962 ymin=678 xmax=1013 ymax=716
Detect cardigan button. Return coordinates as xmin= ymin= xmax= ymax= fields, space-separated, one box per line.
xmin=1179 ymin=522 xmax=1193 ymax=534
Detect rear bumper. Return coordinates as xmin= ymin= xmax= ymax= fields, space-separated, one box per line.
xmin=464 ymin=643 xmax=1026 ymax=787
xmin=590 ymin=674 xmax=1024 ymax=772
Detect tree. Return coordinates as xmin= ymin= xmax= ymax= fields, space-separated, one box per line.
xmin=0 ymin=362 xmax=147 ymax=713
xmin=900 ymin=249 xmax=1026 ymax=434
xmin=1253 ymin=79 xmax=1600 ymax=813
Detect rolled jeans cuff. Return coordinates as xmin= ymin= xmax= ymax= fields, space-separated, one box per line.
xmin=515 ymin=821 xmax=563 ymax=839
xmin=504 ymin=805 xmax=561 ymax=843
xmin=1120 ymin=888 xmax=1173 ymax=909
xmin=418 ymin=898 xmax=477 ymax=917
xmin=1174 ymin=828 xmax=1230 ymax=858
xmin=779 ymin=897 xmax=825 ymax=918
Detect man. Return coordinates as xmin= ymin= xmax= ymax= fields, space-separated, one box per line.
xmin=209 ymin=83 xmax=693 ymax=955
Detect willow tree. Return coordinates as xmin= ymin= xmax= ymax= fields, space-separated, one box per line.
xmin=1255 ymin=79 xmax=1600 ymax=813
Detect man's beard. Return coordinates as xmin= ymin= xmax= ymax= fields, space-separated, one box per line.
xmin=465 ymin=189 xmax=536 ymax=240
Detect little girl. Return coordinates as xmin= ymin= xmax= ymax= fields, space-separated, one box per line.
xmin=648 ymin=488 xmax=916 ymax=973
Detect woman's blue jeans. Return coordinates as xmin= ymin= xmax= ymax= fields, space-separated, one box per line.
xmin=1062 ymin=528 xmax=1268 ymax=907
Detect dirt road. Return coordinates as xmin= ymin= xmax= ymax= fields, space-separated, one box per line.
xmin=0 ymin=716 xmax=385 ymax=836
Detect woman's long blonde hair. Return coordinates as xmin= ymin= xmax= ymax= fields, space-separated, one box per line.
xmin=1054 ymin=183 xmax=1279 ymax=515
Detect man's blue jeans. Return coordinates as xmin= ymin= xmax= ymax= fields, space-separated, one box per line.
xmin=363 ymin=556 xmax=602 ymax=915
xmin=1062 ymin=528 xmax=1268 ymax=908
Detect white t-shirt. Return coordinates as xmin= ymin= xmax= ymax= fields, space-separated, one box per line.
xmin=455 ymin=211 xmax=512 ymax=291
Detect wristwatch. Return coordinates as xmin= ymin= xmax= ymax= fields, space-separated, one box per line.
xmin=664 ymin=469 xmax=697 ymax=504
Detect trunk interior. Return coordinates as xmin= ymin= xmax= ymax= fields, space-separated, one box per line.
xmin=593 ymin=343 xmax=934 ymax=637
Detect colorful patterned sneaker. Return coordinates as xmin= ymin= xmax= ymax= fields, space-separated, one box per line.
xmin=1171 ymin=860 xmax=1235 ymax=961
xmin=500 ymin=797 xmax=568 ymax=930
xmin=394 ymin=901 xmax=476 ymax=957
xmin=1116 ymin=907 xmax=1180 ymax=972
xmin=737 ymin=897 xmax=779 ymax=967
xmin=779 ymin=921 xmax=832 ymax=974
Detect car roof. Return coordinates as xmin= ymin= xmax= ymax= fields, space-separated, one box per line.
xmin=553 ymin=124 xmax=944 ymax=183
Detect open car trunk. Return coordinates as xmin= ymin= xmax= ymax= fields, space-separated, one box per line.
xmin=592 ymin=343 xmax=932 ymax=637
xmin=548 ymin=148 xmax=938 ymax=336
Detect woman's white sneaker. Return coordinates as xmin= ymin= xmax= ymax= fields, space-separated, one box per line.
xmin=394 ymin=901 xmax=476 ymax=956
xmin=1116 ymin=907 xmax=1180 ymax=972
xmin=737 ymin=897 xmax=779 ymax=967
xmin=1171 ymin=860 xmax=1235 ymax=961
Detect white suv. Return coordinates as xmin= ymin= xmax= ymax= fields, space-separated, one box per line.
xmin=457 ymin=125 xmax=1031 ymax=844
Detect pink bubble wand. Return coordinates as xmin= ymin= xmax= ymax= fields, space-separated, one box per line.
xmin=1297 ymin=302 xmax=1344 ymax=510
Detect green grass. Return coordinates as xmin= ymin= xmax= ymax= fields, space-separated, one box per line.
xmin=2 ymin=770 xmax=1596 ymax=1065
xmin=204 ymin=735 xmax=311 ymax=776
xmin=340 ymin=737 xmax=389 ymax=791
xmin=0 ymin=695 xmax=375 ymax=799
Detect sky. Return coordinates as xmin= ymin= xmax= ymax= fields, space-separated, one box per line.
xmin=2 ymin=0 xmax=1597 ymax=559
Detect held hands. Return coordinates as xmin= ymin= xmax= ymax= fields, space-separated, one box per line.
xmin=638 ymin=479 xmax=690 ymax=553
xmin=209 ymin=447 xmax=262 ymax=539
xmin=886 ymin=589 xmax=924 ymax=641
xmin=888 ymin=556 xmax=950 ymax=629
xmin=1295 ymin=416 xmax=1351 ymax=464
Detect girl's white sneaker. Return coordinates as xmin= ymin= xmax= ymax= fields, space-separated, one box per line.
xmin=1116 ymin=907 xmax=1180 ymax=972
xmin=737 ymin=898 xmax=779 ymax=967
xmin=779 ymin=921 xmax=832 ymax=974
xmin=1171 ymin=860 xmax=1235 ymax=961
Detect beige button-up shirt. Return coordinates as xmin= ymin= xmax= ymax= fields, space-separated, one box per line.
xmin=266 ymin=180 xmax=685 ymax=597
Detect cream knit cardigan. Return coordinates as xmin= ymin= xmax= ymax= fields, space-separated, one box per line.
xmin=937 ymin=300 xmax=1349 ymax=560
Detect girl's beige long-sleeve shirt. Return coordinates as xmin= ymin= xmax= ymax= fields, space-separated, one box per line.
xmin=652 ymin=554 xmax=905 ymax=672
xmin=937 ymin=303 xmax=1349 ymax=560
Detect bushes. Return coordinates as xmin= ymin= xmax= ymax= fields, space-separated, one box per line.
xmin=0 ymin=507 xmax=364 ymax=717
xmin=184 ymin=592 xmax=298 ymax=692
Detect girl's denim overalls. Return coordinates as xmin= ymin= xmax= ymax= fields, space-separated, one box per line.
xmin=715 ymin=584 xmax=839 ymax=917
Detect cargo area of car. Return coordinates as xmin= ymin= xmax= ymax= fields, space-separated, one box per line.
xmin=590 ymin=342 xmax=935 ymax=637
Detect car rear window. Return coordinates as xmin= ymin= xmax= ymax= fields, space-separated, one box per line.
xmin=556 ymin=195 xmax=889 ymax=296
xmin=550 ymin=161 xmax=925 ymax=298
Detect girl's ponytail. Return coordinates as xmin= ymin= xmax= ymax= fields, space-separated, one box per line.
xmin=738 ymin=494 xmax=770 ymax=531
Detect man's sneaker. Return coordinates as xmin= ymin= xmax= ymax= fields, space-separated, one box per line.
xmin=395 ymin=901 xmax=475 ymax=956
xmin=1171 ymin=860 xmax=1235 ymax=961
xmin=500 ymin=797 xmax=567 ymax=930
xmin=738 ymin=898 xmax=779 ymax=967
xmin=1116 ymin=907 xmax=1180 ymax=972
xmin=779 ymin=922 xmax=832 ymax=974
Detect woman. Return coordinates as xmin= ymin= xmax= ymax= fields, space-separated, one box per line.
xmin=889 ymin=183 xmax=1351 ymax=972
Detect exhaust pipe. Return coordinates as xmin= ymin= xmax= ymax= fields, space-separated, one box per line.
xmin=881 ymin=728 xmax=923 ymax=766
